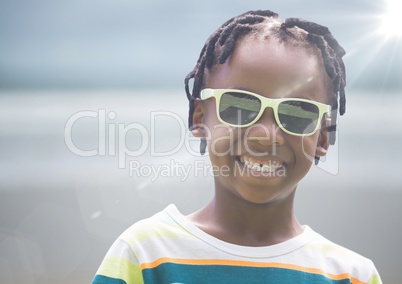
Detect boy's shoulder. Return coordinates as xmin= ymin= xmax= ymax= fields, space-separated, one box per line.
xmin=306 ymin=230 xmax=372 ymax=261
xmin=117 ymin=204 xmax=190 ymax=246
xmin=303 ymin=229 xmax=379 ymax=275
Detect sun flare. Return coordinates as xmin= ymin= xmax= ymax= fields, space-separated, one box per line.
xmin=380 ymin=0 xmax=402 ymax=37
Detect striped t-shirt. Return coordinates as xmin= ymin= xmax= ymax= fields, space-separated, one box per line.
xmin=92 ymin=204 xmax=382 ymax=284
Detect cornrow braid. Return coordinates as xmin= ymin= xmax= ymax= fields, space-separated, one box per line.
xmin=185 ymin=10 xmax=346 ymax=145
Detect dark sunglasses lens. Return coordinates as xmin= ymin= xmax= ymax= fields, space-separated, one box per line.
xmin=278 ymin=101 xmax=319 ymax=134
xmin=219 ymin=92 xmax=261 ymax=125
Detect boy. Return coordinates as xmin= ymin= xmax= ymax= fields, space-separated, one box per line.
xmin=92 ymin=10 xmax=382 ymax=283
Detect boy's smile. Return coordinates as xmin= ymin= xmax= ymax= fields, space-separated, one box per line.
xmin=237 ymin=156 xmax=285 ymax=174
xmin=193 ymin=35 xmax=330 ymax=205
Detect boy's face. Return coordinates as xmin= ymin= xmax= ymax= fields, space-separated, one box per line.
xmin=192 ymin=36 xmax=330 ymax=205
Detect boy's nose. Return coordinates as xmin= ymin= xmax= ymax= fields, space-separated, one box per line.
xmin=245 ymin=108 xmax=285 ymax=146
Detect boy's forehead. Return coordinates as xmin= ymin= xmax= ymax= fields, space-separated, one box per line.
xmin=205 ymin=37 xmax=330 ymax=102
xmin=239 ymin=37 xmax=314 ymax=65
xmin=206 ymin=36 xmax=329 ymax=95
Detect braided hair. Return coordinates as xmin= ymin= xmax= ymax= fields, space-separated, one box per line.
xmin=184 ymin=10 xmax=346 ymax=145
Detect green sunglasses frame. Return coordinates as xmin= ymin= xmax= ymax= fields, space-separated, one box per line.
xmin=200 ymin=88 xmax=332 ymax=136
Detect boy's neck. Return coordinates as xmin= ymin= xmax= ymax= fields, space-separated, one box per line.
xmin=187 ymin=188 xmax=303 ymax=247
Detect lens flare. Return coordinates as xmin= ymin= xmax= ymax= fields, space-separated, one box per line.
xmin=380 ymin=0 xmax=402 ymax=37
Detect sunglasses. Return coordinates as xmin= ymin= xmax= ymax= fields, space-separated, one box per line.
xmin=200 ymin=88 xmax=331 ymax=136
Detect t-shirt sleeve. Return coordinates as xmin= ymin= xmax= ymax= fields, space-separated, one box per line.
xmin=92 ymin=238 xmax=143 ymax=284
xmin=367 ymin=262 xmax=383 ymax=284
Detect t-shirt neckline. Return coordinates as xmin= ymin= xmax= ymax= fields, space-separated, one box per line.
xmin=163 ymin=204 xmax=318 ymax=259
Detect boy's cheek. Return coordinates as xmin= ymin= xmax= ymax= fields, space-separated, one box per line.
xmin=208 ymin=129 xmax=236 ymax=157
xmin=299 ymin=135 xmax=321 ymax=162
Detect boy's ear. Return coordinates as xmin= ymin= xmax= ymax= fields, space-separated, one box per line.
xmin=315 ymin=118 xmax=331 ymax=157
xmin=191 ymin=100 xmax=207 ymax=138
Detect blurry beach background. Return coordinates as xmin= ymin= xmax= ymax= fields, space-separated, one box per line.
xmin=1 ymin=0 xmax=401 ymax=283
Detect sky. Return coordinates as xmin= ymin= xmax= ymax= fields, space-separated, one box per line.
xmin=0 ymin=0 xmax=401 ymax=91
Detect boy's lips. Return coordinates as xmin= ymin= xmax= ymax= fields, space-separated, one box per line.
xmin=236 ymin=155 xmax=286 ymax=174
